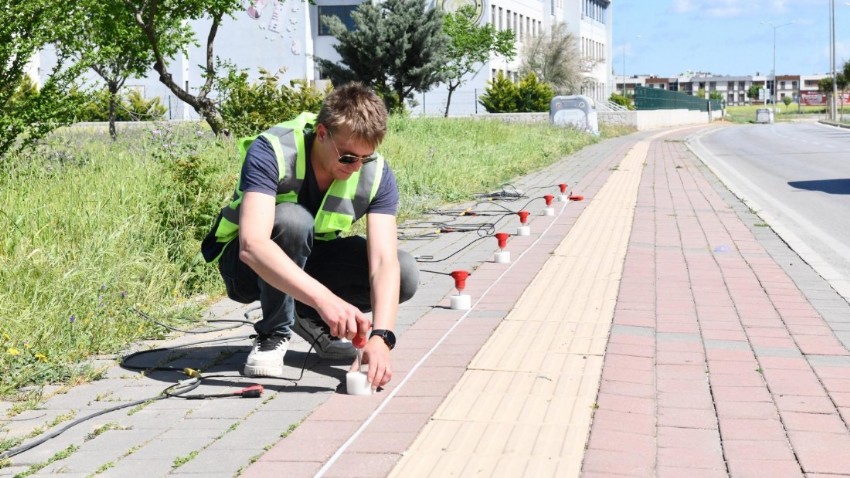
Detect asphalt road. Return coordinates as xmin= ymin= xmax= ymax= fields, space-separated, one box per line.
xmin=688 ymin=121 xmax=850 ymax=302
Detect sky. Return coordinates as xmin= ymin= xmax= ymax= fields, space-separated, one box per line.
xmin=612 ymin=0 xmax=850 ymax=78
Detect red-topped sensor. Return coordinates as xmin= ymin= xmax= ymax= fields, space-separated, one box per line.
xmin=450 ymin=270 xmax=469 ymax=293
xmin=517 ymin=210 xmax=530 ymax=224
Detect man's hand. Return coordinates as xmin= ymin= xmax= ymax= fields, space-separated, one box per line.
xmin=316 ymin=296 xmax=370 ymax=340
xmin=351 ymin=336 xmax=392 ymax=390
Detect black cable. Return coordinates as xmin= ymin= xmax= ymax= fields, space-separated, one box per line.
xmin=418 ymin=269 xmax=456 ymax=276
xmin=415 ymin=235 xmax=492 ymax=263
xmin=0 ymin=334 xmax=323 ymax=462
xmin=131 ymin=307 xmax=251 ymax=334
xmin=0 ymin=379 xmax=200 ymax=460
xmin=120 ymin=334 xmax=320 ymax=384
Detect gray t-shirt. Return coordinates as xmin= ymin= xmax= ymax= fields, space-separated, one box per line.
xmin=240 ymin=134 xmax=399 ymax=218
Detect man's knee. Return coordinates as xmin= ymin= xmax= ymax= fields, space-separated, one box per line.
xmin=271 ymin=203 xmax=314 ymax=246
xmin=398 ymin=250 xmax=419 ymax=303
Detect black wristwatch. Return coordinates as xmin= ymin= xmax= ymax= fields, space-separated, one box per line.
xmin=370 ymin=329 xmax=396 ymax=350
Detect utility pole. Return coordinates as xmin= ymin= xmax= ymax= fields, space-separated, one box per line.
xmin=761 ymin=20 xmax=795 ymax=113
xmin=831 ymin=0 xmax=838 ymax=121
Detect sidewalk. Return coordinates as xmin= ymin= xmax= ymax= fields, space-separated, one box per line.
xmin=3 ymin=125 xmax=850 ymax=477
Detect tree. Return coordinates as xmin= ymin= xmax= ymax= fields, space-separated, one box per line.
xmin=440 ymin=5 xmax=515 ymax=117
xmin=819 ymin=73 xmax=848 ymax=106
xmin=316 ymin=0 xmax=450 ymax=113
xmin=746 ymin=84 xmax=761 ymax=102
xmin=83 ymin=1 xmax=180 ymax=139
xmin=0 ymin=1 xmax=88 ymax=159
xmin=520 ymin=22 xmax=582 ymax=95
xmin=818 ymin=76 xmax=835 ymax=95
xmin=122 ymin=0 xmax=243 ymax=136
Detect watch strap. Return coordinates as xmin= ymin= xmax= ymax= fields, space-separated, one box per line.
xmin=370 ymin=329 xmax=396 ymax=350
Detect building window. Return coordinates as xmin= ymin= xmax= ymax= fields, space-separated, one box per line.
xmin=318 ymin=5 xmax=357 ymax=36
xmin=582 ymin=0 xmax=607 ymax=23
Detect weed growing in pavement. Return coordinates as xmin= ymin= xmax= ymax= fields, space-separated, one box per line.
xmin=126 ymin=399 xmax=157 ymax=415
xmin=15 ymin=444 xmax=79 ymax=477
xmin=280 ymin=421 xmax=300 ymax=438
xmin=93 ymin=461 xmax=115 ymax=474
xmin=172 ymin=450 xmax=199 ymax=468
xmin=85 ymin=422 xmax=125 ymax=441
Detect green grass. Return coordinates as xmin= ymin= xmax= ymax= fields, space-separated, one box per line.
xmin=0 ymin=117 xmax=632 ymax=401
xmin=723 ymin=104 xmax=849 ymax=124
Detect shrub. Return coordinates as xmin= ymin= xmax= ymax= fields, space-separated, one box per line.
xmin=517 ymin=72 xmax=554 ymax=112
xmin=148 ymin=124 xmax=234 ymax=294
xmin=215 ymin=63 xmax=328 ymax=138
xmin=479 ymin=71 xmax=519 ymax=113
xmin=75 ymin=88 xmax=166 ymax=122
xmin=609 ymin=93 xmax=632 ymax=109
xmin=479 ymin=71 xmax=554 ymax=113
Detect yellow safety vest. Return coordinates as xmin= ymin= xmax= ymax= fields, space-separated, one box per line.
xmin=202 ymin=112 xmax=384 ymax=262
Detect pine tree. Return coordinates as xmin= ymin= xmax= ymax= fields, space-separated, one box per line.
xmin=317 ymin=0 xmax=450 ymax=113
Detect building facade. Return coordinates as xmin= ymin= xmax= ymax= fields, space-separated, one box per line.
xmin=33 ymin=0 xmax=614 ymax=118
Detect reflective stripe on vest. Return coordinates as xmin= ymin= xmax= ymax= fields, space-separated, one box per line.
xmin=212 ymin=112 xmax=382 ymax=247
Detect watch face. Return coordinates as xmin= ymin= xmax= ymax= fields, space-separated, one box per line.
xmin=438 ymin=0 xmax=484 ymax=23
xmin=384 ymin=331 xmax=396 ymax=349
xmin=372 ymin=330 xmax=396 ymax=350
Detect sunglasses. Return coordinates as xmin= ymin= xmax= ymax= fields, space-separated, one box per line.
xmin=327 ymin=129 xmax=379 ymax=165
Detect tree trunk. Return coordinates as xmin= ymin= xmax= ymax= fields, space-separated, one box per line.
xmin=444 ymin=83 xmax=459 ymax=118
xmin=107 ymin=81 xmax=119 ymax=140
xmin=134 ymin=7 xmax=229 ymax=137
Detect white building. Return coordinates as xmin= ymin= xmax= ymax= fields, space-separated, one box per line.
xmin=35 ymin=0 xmax=613 ymax=119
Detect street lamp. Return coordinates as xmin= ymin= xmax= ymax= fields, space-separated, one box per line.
xmin=621 ymin=35 xmax=641 ymax=97
xmin=762 ymin=20 xmax=795 ymax=112
xmin=830 ymin=0 xmax=839 ymax=121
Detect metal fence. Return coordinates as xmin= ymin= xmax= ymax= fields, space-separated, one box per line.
xmin=634 ymin=86 xmax=722 ymax=112
xmin=410 ymin=90 xmax=484 ymax=116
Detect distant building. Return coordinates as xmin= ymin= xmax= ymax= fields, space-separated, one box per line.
xmin=619 ymin=72 xmax=834 ymax=106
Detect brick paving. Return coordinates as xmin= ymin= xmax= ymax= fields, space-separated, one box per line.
xmin=2 ymin=125 xmax=849 ymax=478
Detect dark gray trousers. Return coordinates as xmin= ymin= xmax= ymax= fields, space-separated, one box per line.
xmin=218 ymin=202 xmax=419 ymax=337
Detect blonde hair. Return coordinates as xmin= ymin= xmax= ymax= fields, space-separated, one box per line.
xmin=317 ymin=82 xmax=388 ymax=148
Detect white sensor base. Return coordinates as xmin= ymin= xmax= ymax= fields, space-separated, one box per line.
xmin=517 ymin=225 xmax=530 ymax=236
xmin=346 ymin=371 xmax=372 ymax=396
xmin=543 ymin=207 xmax=555 ymax=216
xmin=494 ymin=250 xmax=511 ymax=263
xmin=450 ymin=294 xmax=471 ymax=310
xmin=558 ymin=195 xmax=568 ymax=202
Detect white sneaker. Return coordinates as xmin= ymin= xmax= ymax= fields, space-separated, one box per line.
xmin=243 ymin=334 xmax=288 ymax=377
